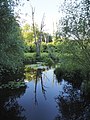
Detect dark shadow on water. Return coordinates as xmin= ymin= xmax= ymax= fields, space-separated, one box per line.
xmin=0 ymin=87 xmax=27 ymax=120
xmin=1 ymin=66 xmax=90 ymax=120
xmin=54 ymin=68 xmax=84 ymax=88
xmin=54 ymin=80 xmax=90 ymax=120
xmin=0 ymin=66 xmax=25 ymax=84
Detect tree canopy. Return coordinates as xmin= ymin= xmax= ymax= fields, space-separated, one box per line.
xmin=0 ymin=0 xmax=24 ymax=75
xmin=57 ymin=0 xmax=90 ymax=71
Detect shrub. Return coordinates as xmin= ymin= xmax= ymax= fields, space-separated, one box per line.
xmin=40 ymin=52 xmax=49 ymax=62
xmin=28 ymin=43 xmax=36 ymax=52
xmin=41 ymin=42 xmax=48 ymax=52
xmin=24 ymin=43 xmax=36 ymax=53
xmin=24 ymin=53 xmax=36 ymax=64
xmin=47 ymin=43 xmax=56 ymax=51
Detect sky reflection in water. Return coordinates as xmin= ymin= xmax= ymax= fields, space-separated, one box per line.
xmin=0 ymin=68 xmax=90 ymax=120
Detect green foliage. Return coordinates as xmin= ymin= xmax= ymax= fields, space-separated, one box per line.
xmin=57 ymin=40 xmax=90 ymax=71
xmin=24 ymin=53 xmax=36 ymax=64
xmin=41 ymin=52 xmax=58 ymax=66
xmin=57 ymin=0 xmax=90 ymax=74
xmin=41 ymin=42 xmax=48 ymax=52
xmin=28 ymin=43 xmax=36 ymax=52
xmin=21 ymin=23 xmax=41 ymax=45
xmin=58 ymin=0 xmax=90 ymax=40
xmin=40 ymin=52 xmax=49 ymax=62
xmin=47 ymin=42 xmax=56 ymax=50
xmin=45 ymin=58 xmax=54 ymax=66
xmin=46 ymin=42 xmax=60 ymax=63
xmin=0 ymin=81 xmax=26 ymax=89
xmin=23 ymin=43 xmax=36 ymax=53
xmin=41 ymin=42 xmax=58 ymax=53
xmin=24 ymin=52 xmax=55 ymax=66
xmin=0 ymin=0 xmax=24 ymax=82
xmin=23 ymin=41 xmax=61 ymax=65
xmin=21 ymin=23 xmax=34 ymax=44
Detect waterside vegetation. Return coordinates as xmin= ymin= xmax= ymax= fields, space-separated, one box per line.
xmin=0 ymin=0 xmax=90 ymax=96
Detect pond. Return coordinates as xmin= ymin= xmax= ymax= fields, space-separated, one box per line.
xmin=0 ymin=66 xmax=90 ymax=120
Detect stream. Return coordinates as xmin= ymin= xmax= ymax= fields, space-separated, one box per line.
xmin=0 ymin=67 xmax=90 ymax=120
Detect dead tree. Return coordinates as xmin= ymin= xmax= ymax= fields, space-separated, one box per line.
xmin=31 ymin=7 xmax=45 ymax=60
xmin=31 ymin=6 xmax=36 ymax=43
xmin=37 ymin=13 xmax=45 ymax=58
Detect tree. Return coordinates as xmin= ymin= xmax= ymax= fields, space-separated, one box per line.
xmin=0 ymin=0 xmax=24 ymax=82
xmin=21 ymin=23 xmax=41 ymax=45
xmin=31 ymin=6 xmax=45 ymax=60
xmin=58 ymin=0 xmax=90 ymax=72
xmin=21 ymin=23 xmax=34 ymax=44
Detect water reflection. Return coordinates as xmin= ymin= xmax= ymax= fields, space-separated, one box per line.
xmin=54 ymin=68 xmax=83 ymax=88
xmin=0 ymin=87 xmax=26 ymax=120
xmin=55 ymin=80 xmax=90 ymax=120
xmin=1 ymin=67 xmax=90 ymax=120
xmin=25 ymin=66 xmax=47 ymax=105
xmin=0 ymin=67 xmax=25 ymax=84
xmin=35 ymin=68 xmax=47 ymax=105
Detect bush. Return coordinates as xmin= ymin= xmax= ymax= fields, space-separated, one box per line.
xmin=0 ymin=66 xmax=25 ymax=84
xmin=24 ymin=53 xmax=36 ymax=64
xmin=0 ymin=0 xmax=24 ymax=83
xmin=47 ymin=43 xmax=56 ymax=51
xmin=24 ymin=43 xmax=36 ymax=53
xmin=28 ymin=43 xmax=36 ymax=52
xmin=40 ymin=52 xmax=49 ymax=62
xmin=41 ymin=42 xmax=48 ymax=52
xmin=40 ymin=52 xmax=55 ymax=66
xmin=41 ymin=42 xmax=57 ymax=53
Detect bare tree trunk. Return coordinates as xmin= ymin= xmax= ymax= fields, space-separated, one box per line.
xmin=36 ymin=42 xmax=40 ymax=59
xmin=31 ymin=7 xmax=39 ymax=59
xmin=32 ymin=7 xmax=45 ymax=60
xmin=37 ymin=13 xmax=45 ymax=59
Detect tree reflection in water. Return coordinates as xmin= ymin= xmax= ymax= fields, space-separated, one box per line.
xmin=55 ymin=80 xmax=90 ymax=120
xmin=0 ymin=87 xmax=27 ymax=120
xmin=25 ymin=66 xmax=47 ymax=105
xmin=34 ymin=68 xmax=47 ymax=105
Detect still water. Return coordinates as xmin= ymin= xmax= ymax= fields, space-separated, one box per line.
xmin=0 ymin=68 xmax=90 ymax=120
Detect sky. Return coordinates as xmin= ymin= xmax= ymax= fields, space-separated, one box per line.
xmin=16 ymin=0 xmax=61 ymax=34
